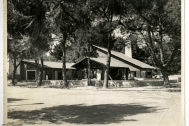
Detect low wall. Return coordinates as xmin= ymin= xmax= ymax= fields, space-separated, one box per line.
xmin=42 ymin=79 xmax=164 ymax=87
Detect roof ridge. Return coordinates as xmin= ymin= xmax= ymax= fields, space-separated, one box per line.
xmin=93 ymin=45 xmax=130 ymax=57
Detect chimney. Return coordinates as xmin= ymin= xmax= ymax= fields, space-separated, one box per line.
xmin=125 ymin=41 xmax=132 ymax=58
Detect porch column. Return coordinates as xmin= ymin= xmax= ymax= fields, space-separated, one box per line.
xmin=55 ymin=71 xmax=58 ymax=80
xmin=130 ymin=71 xmax=134 ymax=79
xmin=43 ymin=70 xmax=45 ymax=80
xmin=97 ymin=69 xmax=101 ymax=80
xmin=125 ymin=69 xmax=128 ymax=80
xmin=136 ymin=71 xmax=141 ymax=78
xmin=84 ymin=69 xmax=87 ymax=79
xmin=123 ymin=69 xmax=126 ymax=80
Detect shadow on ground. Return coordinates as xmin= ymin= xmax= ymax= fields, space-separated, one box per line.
xmin=8 ymin=103 xmax=163 ymax=124
xmin=8 ymin=103 xmax=44 ymax=106
xmin=8 ymin=98 xmax=27 ymax=103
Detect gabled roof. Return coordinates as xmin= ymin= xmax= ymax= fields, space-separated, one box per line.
xmin=72 ymin=57 xmax=139 ymax=71
xmin=93 ymin=45 xmax=155 ymax=70
xmin=23 ymin=60 xmax=75 ymax=69
xmin=91 ymin=58 xmax=139 ymax=70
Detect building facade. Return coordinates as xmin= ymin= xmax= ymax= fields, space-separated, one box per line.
xmin=8 ymin=45 xmax=155 ymax=81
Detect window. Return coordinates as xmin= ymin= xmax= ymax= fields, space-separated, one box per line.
xmin=147 ymin=72 xmax=151 ymax=75
xmin=26 ymin=70 xmax=36 ymax=80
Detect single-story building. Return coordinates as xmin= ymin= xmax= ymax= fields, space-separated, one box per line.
xmin=8 ymin=45 xmax=155 ymax=81
xmin=8 ymin=60 xmax=76 ymax=81
xmin=90 ymin=45 xmax=155 ymax=79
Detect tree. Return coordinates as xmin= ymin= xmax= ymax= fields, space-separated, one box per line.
xmin=7 ymin=0 xmax=32 ymax=85
xmin=50 ymin=43 xmax=77 ymax=63
xmin=92 ymin=0 xmax=126 ymax=88
xmin=49 ymin=0 xmax=81 ymax=88
xmin=26 ymin=34 xmax=51 ymax=86
xmin=74 ymin=28 xmax=101 ymax=86
xmin=125 ymin=0 xmax=181 ymax=86
xmin=49 ymin=0 xmax=97 ymax=87
xmin=7 ymin=35 xmax=30 ymax=85
xmin=50 ymin=38 xmax=98 ymax=63
xmin=8 ymin=0 xmax=52 ymax=86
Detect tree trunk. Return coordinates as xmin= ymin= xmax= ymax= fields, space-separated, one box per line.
xmin=103 ymin=44 xmax=111 ymax=89
xmin=87 ymin=57 xmax=91 ymax=86
xmin=12 ymin=54 xmax=17 ymax=85
xmin=62 ymin=34 xmax=68 ymax=88
xmin=37 ymin=69 xmax=41 ymax=86
xmin=38 ymin=58 xmax=44 ymax=86
xmin=12 ymin=69 xmax=16 ymax=85
xmin=161 ymin=69 xmax=170 ymax=87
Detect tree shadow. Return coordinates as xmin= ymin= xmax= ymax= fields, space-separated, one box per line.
xmin=7 ymin=98 xmax=27 ymax=103
xmin=8 ymin=103 xmax=164 ymax=124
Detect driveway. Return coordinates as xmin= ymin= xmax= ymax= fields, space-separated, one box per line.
xmin=6 ymin=86 xmax=182 ymax=126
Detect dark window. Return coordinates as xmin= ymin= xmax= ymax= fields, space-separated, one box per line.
xmin=27 ymin=71 xmax=35 ymax=80
xmin=133 ymin=72 xmax=136 ymax=77
xmin=58 ymin=72 xmax=62 ymax=80
xmin=147 ymin=72 xmax=151 ymax=75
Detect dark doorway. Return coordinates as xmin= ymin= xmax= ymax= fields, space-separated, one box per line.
xmin=58 ymin=72 xmax=62 ymax=80
xmin=45 ymin=72 xmax=52 ymax=80
xmin=109 ymin=68 xmax=122 ymax=80
xmin=27 ymin=71 xmax=35 ymax=80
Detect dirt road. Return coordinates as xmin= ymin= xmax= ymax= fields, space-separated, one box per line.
xmin=6 ymin=86 xmax=182 ymax=126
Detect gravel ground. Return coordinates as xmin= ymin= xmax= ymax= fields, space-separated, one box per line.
xmin=5 ymin=86 xmax=183 ymax=126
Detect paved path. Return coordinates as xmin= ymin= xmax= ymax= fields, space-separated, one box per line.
xmin=6 ymin=86 xmax=182 ymax=126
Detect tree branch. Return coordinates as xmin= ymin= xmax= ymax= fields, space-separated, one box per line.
xmin=159 ymin=25 xmax=165 ymax=66
xmin=60 ymin=2 xmax=80 ymax=24
xmin=118 ymin=21 xmax=139 ymax=34
xmin=34 ymin=58 xmax=40 ymax=68
xmin=165 ymin=43 xmax=179 ymax=68
xmin=129 ymin=0 xmax=153 ymax=25
xmin=146 ymin=26 xmax=161 ymax=67
xmin=16 ymin=58 xmax=23 ymax=68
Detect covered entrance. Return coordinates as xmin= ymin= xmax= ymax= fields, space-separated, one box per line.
xmin=72 ymin=57 xmax=131 ymax=85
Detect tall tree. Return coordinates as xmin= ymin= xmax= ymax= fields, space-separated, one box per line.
xmin=8 ymin=0 xmax=52 ymax=85
xmin=49 ymin=0 xmax=80 ymax=88
xmin=92 ymin=0 xmax=125 ymax=88
xmin=7 ymin=35 xmax=30 ymax=85
xmin=7 ymin=0 xmax=32 ymax=85
xmin=125 ymin=0 xmax=181 ymax=86
xmin=49 ymin=0 xmax=96 ymax=87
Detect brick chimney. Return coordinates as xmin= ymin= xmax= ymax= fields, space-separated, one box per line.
xmin=125 ymin=41 xmax=132 ymax=58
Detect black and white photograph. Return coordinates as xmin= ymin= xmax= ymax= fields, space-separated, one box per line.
xmin=4 ymin=0 xmax=183 ymax=125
